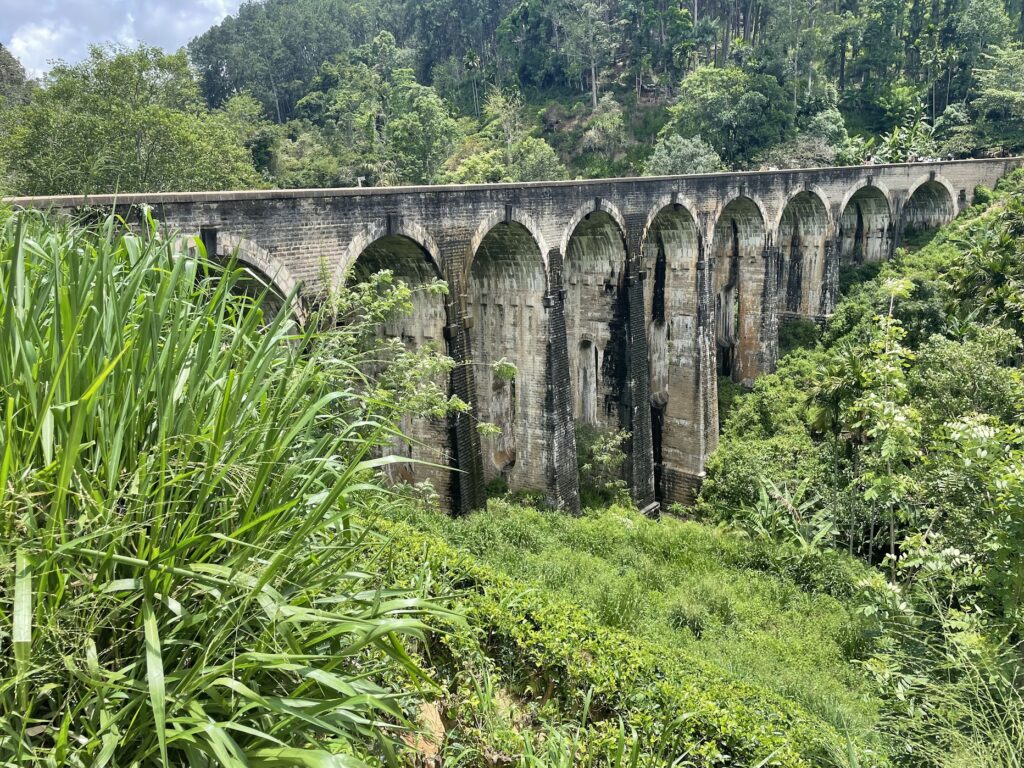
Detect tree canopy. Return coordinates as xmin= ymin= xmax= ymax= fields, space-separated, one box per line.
xmin=0 ymin=46 xmax=261 ymax=195
xmin=2 ymin=0 xmax=1023 ymax=194
xmin=0 ymin=44 xmax=28 ymax=107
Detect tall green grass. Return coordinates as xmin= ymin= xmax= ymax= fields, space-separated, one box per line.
xmin=0 ymin=208 xmax=446 ymax=766
xmin=865 ymin=593 xmax=1024 ymax=767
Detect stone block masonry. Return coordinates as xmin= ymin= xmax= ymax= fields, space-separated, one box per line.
xmin=10 ymin=158 xmax=1020 ymax=514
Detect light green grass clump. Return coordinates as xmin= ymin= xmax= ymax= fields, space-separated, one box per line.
xmin=392 ymin=500 xmax=884 ymax=753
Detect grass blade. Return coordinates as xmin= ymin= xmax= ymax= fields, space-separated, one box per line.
xmin=13 ymin=549 xmax=32 ymax=711
xmin=143 ymin=593 xmax=170 ymax=765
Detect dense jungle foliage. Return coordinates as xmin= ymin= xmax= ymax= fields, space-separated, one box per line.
xmin=2 ymin=0 xmax=1024 ymax=194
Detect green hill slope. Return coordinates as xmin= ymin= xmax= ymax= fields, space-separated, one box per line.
xmin=370 ymin=505 xmax=883 ymax=766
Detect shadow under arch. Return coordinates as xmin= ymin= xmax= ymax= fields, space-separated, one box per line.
xmin=903 ymin=175 xmax=956 ymax=243
xmin=709 ymin=195 xmax=768 ymax=386
xmin=776 ymin=190 xmax=831 ymax=320
xmin=708 ymin=193 xmax=772 ymax=251
xmin=467 ymin=220 xmax=550 ymax=494
xmin=345 ymin=231 xmax=454 ymax=501
xmin=639 ymin=198 xmax=704 ymax=503
xmin=838 ymin=181 xmax=893 ymax=265
xmin=467 ymin=208 xmax=550 ymax=278
xmin=197 ymin=231 xmax=307 ymax=326
xmin=560 ymin=198 xmax=629 ymax=259
xmin=335 ymin=218 xmax=444 ymax=294
xmin=562 ymin=201 xmax=630 ymax=436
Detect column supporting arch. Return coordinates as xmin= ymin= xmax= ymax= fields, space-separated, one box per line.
xmin=695 ymin=236 xmax=719 ymax=486
xmin=442 ymin=251 xmax=487 ymax=516
xmin=624 ymin=227 xmax=657 ymax=513
xmin=545 ymin=245 xmax=582 ymax=514
xmin=638 ymin=197 xmax=709 ymax=506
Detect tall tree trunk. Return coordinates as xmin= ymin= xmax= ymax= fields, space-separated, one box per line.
xmin=269 ymin=71 xmax=283 ymax=124
xmin=931 ymin=67 xmax=936 ymax=123
xmin=720 ymin=16 xmax=730 ymax=64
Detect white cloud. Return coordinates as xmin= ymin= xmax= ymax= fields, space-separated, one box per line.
xmin=0 ymin=0 xmax=243 ymax=77
xmin=8 ymin=20 xmax=76 ymax=78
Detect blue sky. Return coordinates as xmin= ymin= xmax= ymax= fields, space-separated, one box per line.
xmin=0 ymin=0 xmax=243 ymax=77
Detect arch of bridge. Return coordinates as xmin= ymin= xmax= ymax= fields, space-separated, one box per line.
xmin=560 ymin=198 xmax=629 ymax=258
xmin=837 ymin=178 xmax=894 ymax=221
xmin=467 ymin=207 xmax=550 ymax=278
xmin=906 ymin=172 xmax=957 ymax=211
xmin=208 ymin=232 xmax=307 ymax=326
xmin=771 ymin=185 xmax=833 ymax=239
xmin=335 ymin=218 xmax=444 ymax=293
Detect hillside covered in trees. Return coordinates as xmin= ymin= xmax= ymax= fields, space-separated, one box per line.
xmin=2 ymin=0 xmax=1024 ymax=195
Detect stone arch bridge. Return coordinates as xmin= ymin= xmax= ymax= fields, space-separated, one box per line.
xmin=11 ymin=158 xmax=1020 ymax=515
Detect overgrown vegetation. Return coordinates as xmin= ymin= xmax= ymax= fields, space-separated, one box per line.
xmin=699 ymin=168 xmax=1024 ymax=765
xmin=779 ymin=317 xmax=821 ymax=356
xmin=0 ymin=204 xmax=889 ymax=767
xmin=5 ymin=166 xmax=1024 ymax=766
xmin=575 ymin=426 xmax=630 ymax=508
xmin=369 ymin=508 xmax=877 ymax=767
xmin=389 ymin=501 xmax=882 ymax=752
xmin=0 ymin=207 xmax=457 ymax=765
xmin=3 ymin=3 xmax=1024 ymax=757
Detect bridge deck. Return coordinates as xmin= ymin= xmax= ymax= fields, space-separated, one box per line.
xmin=6 ymin=157 xmax=1021 ymax=207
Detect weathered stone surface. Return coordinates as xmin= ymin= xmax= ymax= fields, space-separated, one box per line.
xmin=9 ymin=158 xmax=1019 ymax=511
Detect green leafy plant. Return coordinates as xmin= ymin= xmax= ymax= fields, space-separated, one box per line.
xmin=0 ymin=207 xmax=452 ymax=766
xmin=746 ymin=477 xmax=834 ymax=550
xmin=575 ymin=426 xmax=630 ymax=507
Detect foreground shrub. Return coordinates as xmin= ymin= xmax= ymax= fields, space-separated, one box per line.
xmin=861 ymin=576 xmax=1024 ymax=766
xmin=0 ymin=209 xmax=448 ymax=766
